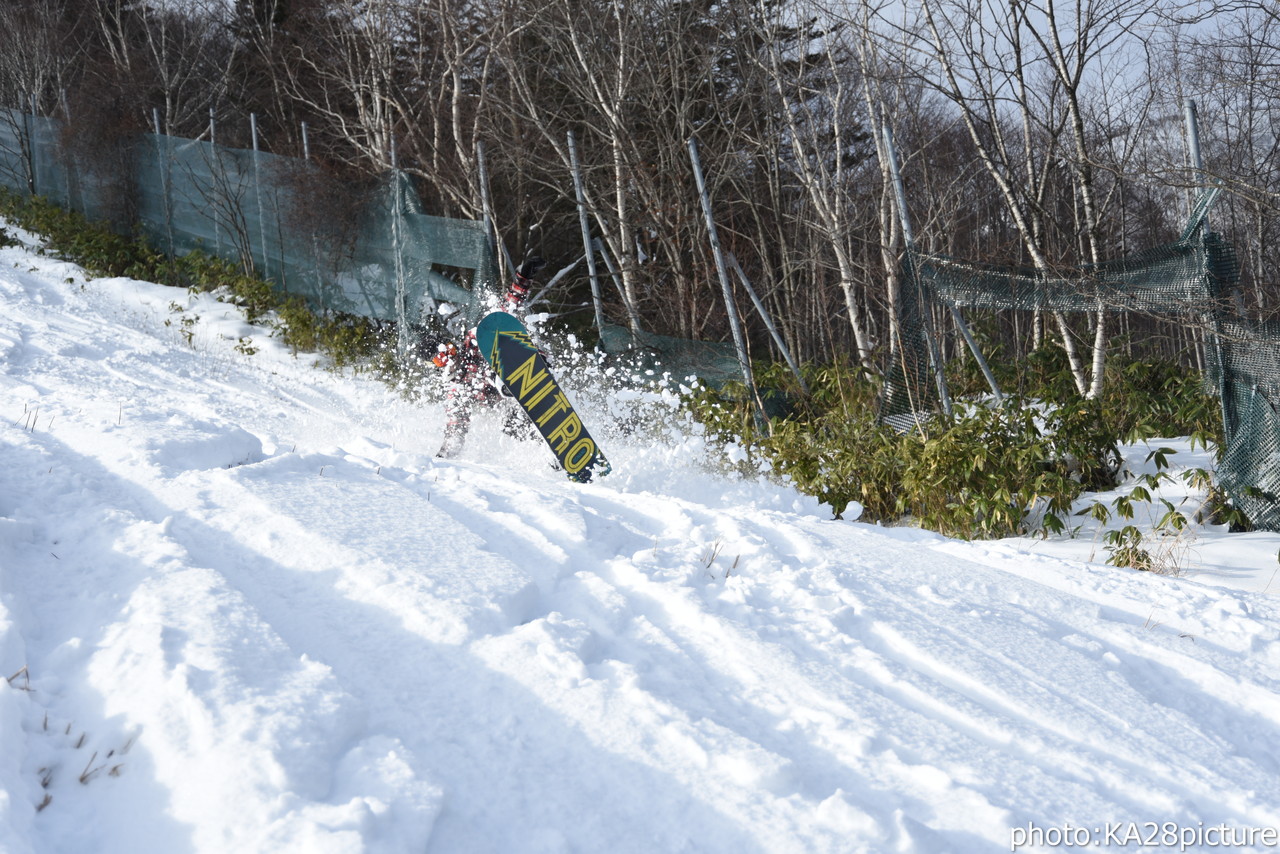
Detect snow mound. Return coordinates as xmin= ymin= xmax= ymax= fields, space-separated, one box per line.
xmin=1 ymin=231 xmax=1278 ymax=853
xmin=144 ymin=417 xmax=265 ymax=472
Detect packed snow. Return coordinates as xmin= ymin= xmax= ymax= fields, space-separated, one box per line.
xmin=1 ymin=224 xmax=1279 ymax=853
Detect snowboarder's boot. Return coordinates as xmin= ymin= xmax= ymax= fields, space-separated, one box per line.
xmin=436 ymin=407 xmax=471 ymax=459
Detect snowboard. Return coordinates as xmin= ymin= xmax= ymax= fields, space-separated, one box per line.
xmin=474 ymin=311 xmax=611 ymax=483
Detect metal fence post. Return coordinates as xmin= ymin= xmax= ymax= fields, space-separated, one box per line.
xmin=687 ymin=136 xmax=766 ymax=429
xmin=1184 ymin=100 xmax=1209 ymax=233
xmin=883 ymin=125 xmax=963 ymax=413
xmin=209 ymin=108 xmax=222 ymax=258
xmin=59 ymin=89 xmax=78 ymax=213
xmin=726 ymin=252 xmax=807 ymax=394
xmin=567 ymin=130 xmax=606 ymax=339
xmin=391 ymin=167 xmax=411 ymax=357
xmin=250 ymin=113 xmax=271 ymax=281
xmin=1185 ymin=98 xmax=1232 ymax=439
xmin=25 ymin=93 xmax=37 ymax=196
xmin=153 ymin=108 xmax=176 ymax=257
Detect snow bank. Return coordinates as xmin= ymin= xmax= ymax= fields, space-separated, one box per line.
xmin=1 ymin=232 xmax=1279 ymax=853
xmin=0 ymin=593 xmax=35 ymax=854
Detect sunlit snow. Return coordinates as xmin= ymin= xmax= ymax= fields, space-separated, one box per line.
xmin=1 ymin=225 xmax=1278 ymax=853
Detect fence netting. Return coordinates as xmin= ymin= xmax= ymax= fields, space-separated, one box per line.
xmin=0 ymin=108 xmax=498 ymax=345
xmin=599 ymin=323 xmax=741 ymax=387
xmin=887 ymin=191 xmax=1280 ymax=530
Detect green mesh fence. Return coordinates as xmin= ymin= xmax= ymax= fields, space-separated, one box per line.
xmin=599 ymin=323 xmax=742 ymax=388
xmin=0 ymin=108 xmax=498 ymax=337
xmin=906 ymin=235 xmax=1235 ymax=315
xmin=1214 ymin=319 xmax=1280 ymax=529
xmin=886 ymin=191 xmax=1280 ymax=530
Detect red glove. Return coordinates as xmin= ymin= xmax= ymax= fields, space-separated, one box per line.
xmin=433 ymin=342 xmax=458 ymax=368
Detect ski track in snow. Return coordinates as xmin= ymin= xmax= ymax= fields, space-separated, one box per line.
xmin=1 ymin=238 xmax=1279 ymax=853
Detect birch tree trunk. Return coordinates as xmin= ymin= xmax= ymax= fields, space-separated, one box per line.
xmin=754 ymin=0 xmax=874 ymax=368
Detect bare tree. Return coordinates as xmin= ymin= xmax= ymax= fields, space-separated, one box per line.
xmin=888 ymin=0 xmax=1172 ymax=396
xmin=88 ymin=0 xmax=239 ymax=135
xmin=751 ymin=0 xmax=876 ymax=368
xmin=280 ymin=0 xmax=404 ymax=171
xmin=0 ymin=0 xmax=79 ymax=112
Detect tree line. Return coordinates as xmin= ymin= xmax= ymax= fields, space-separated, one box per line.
xmin=1 ymin=0 xmax=1277 ymax=388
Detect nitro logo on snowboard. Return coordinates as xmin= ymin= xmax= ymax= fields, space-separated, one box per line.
xmin=479 ymin=314 xmax=610 ymax=483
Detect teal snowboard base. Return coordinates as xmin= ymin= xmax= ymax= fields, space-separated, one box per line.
xmin=475 ymin=312 xmax=611 ymax=483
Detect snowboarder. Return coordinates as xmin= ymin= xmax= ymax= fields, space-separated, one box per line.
xmin=433 ymin=256 xmax=545 ymax=458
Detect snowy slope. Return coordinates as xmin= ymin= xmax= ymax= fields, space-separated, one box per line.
xmin=1 ymin=232 xmax=1279 ymax=853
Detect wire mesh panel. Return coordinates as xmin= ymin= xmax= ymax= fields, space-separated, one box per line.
xmin=1214 ymin=318 xmax=1280 ymax=528
xmin=1218 ymin=385 xmax=1280 ymax=530
xmin=0 ymin=107 xmax=497 ymax=333
xmin=348 ymin=171 xmax=496 ymax=323
xmin=883 ymin=203 xmax=1243 ymax=420
xmin=0 ymin=112 xmax=27 ymax=192
xmin=912 ymin=237 xmax=1236 ymax=315
xmin=880 ymin=197 xmax=1280 ymax=530
xmin=599 ymin=323 xmax=741 ymax=388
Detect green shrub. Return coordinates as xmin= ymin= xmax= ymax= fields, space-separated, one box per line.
xmin=687 ymin=346 xmax=1220 ymax=539
xmin=316 ymin=314 xmax=377 ymax=368
xmin=0 ymin=189 xmax=147 ymax=276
